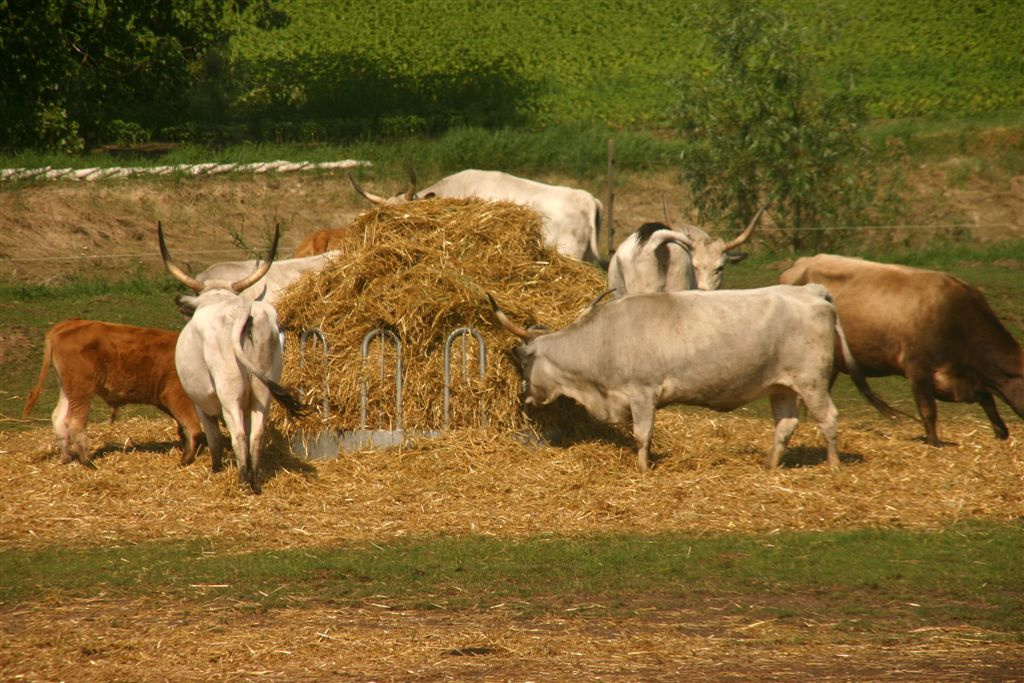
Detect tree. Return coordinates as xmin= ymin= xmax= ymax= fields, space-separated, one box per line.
xmin=674 ymin=0 xmax=879 ymax=250
xmin=0 ymin=0 xmax=240 ymax=152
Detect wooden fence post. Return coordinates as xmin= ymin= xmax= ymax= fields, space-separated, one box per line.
xmin=605 ymin=138 xmax=615 ymax=261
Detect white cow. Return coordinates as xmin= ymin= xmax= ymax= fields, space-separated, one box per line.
xmin=175 ymin=250 xmax=341 ymax=317
xmin=159 ymin=223 xmax=307 ymax=494
xmin=490 ymin=284 xmax=899 ymax=472
xmin=351 ymin=169 xmax=603 ymax=262
xmin=607 ymin=208 xmax=763 ymax=296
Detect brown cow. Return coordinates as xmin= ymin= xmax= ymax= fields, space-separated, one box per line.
xmin=22 ymin=320 xmax=202 ymax=467
xmin=292 ymin=226 xmax=354 ymax=257
xmin=779 ymin=254 xmax=1024 ymax=445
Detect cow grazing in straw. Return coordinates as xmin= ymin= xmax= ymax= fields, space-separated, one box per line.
xmin=159 ymin=223 xmax=307 ymax=493
xmin=491 ymin=284 xmax=899 ymax=472
xmin=22 ymin=320 xmax=202 ymax=467
xmin=174 ymin=250 xmax=341 ymax=318
xmin=350 ymin=168 xmax=603 ymax=263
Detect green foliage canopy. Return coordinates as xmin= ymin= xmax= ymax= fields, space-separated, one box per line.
xmin=1 ymin=0 xmax=1021 ymax=151
xmin=0 ymin=0 xmax=237 ymax=151
xmin=674 ymin=1 xmax=884 ymax=250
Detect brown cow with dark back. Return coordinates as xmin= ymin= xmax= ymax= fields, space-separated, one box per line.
xmin=779 ymin=254 xmax=1024 ymax=445
xmin=22 ymin=320 xmax=202 ymax=467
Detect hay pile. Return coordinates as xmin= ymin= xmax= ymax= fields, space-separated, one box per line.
xmin=273 ymin=198 xmax=608 ymax=439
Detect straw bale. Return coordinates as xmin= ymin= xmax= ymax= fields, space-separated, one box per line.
xmin=272 ymin=197 xmax=607 ymax=440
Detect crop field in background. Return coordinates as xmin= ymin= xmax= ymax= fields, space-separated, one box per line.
xmin=222 ymin=0 xmax=1024 ymax=136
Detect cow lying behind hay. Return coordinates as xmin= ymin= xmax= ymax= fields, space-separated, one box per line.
xmin=491 ymin=285 xmax=901 ymax=471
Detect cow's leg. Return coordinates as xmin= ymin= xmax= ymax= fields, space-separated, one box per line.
xmin=767 ymin=391 xmax=800 ymax=469
xmin=800 ymin=390 xmax=841 ymax=471
xmin=167 ymin=406 xmax=203 ymax=467
xmin=246 ymin=405 xmax=269 ymax=495
xmin=198 ymin=411 xmax=224 ymax=472
xmin=51 ymin=390 xmax=72 ymax=462
xmin=220 ymin=402 xmax=253 ymax=491
xmin=176 ymin=420 xmax=204 ymax=467
xmin=629 ymin=395 xmax=656 ymax=472
xmin=909 ymin=373 xmax=942 ymax=446
xmin=66 ymin=397 xmax=94 ymax=468
xmin=977 ymin=392 xmax=1009 ymax=440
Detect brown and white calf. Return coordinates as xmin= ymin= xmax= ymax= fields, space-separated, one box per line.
xmin=22 ymin=320 xmax=202 ymax=467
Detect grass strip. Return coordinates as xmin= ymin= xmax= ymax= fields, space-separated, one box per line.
xmin=2 ymin=522 xmax=1020 ymax=631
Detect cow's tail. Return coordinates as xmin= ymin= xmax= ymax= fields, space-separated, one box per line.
xmin=231 ymin=304 xmax=309 ymax=418
xmin=833 ymin=311 xmax=909 ymax=421
xmin=23 ymin=328 xmax=55 ymax=418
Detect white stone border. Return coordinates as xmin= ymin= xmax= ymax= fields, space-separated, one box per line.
xmin=0 ymin=159 xmax=370 ymax=182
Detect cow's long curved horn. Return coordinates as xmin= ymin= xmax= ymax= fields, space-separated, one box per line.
xmin=723 ymin=206 xmax=766 ymax=252
xmin=487 ymin=293 xmax=545 ymax=340
xmin=348 ymin=173 xmax=387 ymax=204
xmin=232 ymin=224 xmax=280 ymax=293
xmin=158 ymin=222 xmax=205 ymax=292
xmin=404 ymin=160 xmax=417 ymax=201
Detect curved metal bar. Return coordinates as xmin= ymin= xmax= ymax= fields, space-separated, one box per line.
xmin=298 ymin=328 xmax=330 ymax=417
xmin=360 ymin=328 xmax=403 ymax=431
xmin=443 ymin=327 xmax=487 ymax=430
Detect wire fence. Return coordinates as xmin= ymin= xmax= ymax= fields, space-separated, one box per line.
xmin=0 ymin=223 xmax=1019 ymax=265
xmin=1 ymin=158 xmax=1018 ymax=264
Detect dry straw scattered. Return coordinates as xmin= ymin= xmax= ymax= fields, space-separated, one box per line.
xmin=5 ymin=593 xmax=1021 ymax=681
xmin=3 ymin=196 xmax=1022 ymax=547
xmin=272 ymin=197 xmax=607 ymax=441
xmin=2 ymin=411 xmax=1021 ymax=550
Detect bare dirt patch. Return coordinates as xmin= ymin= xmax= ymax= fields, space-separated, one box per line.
xmin=2 ymin=160 xmax=1020 ymax=284
xmin=0 ymin=324 xmax=30 ymax=367
xmin=3 ymin=595 xmax=1021 ymax=682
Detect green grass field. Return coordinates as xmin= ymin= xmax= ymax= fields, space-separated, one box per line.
xmin=2 ymin=524 xmax=1020 ymax=635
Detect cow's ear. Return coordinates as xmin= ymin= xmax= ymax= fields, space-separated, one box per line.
xmin=726 ymin=251 xmax=749 ymax=264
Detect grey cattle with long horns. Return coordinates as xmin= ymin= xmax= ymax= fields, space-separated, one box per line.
xmin=491 ymin=284 xmax=899 ymax=471
xmin=159 ymin=223 xmax=307 ymax=493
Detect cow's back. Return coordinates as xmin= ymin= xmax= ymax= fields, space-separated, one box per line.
xmin=293 ymin=229 xmax=352 ymax=257
xmin=608 ymin=225 xmax=695 ymax=296
xmin=538 ymin=286 xmax=835 ymax=409
xmin=779 ymin=254 xmax=1020 ymax=379
xmin=48 ymin=320 xmax=182 ymax=404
